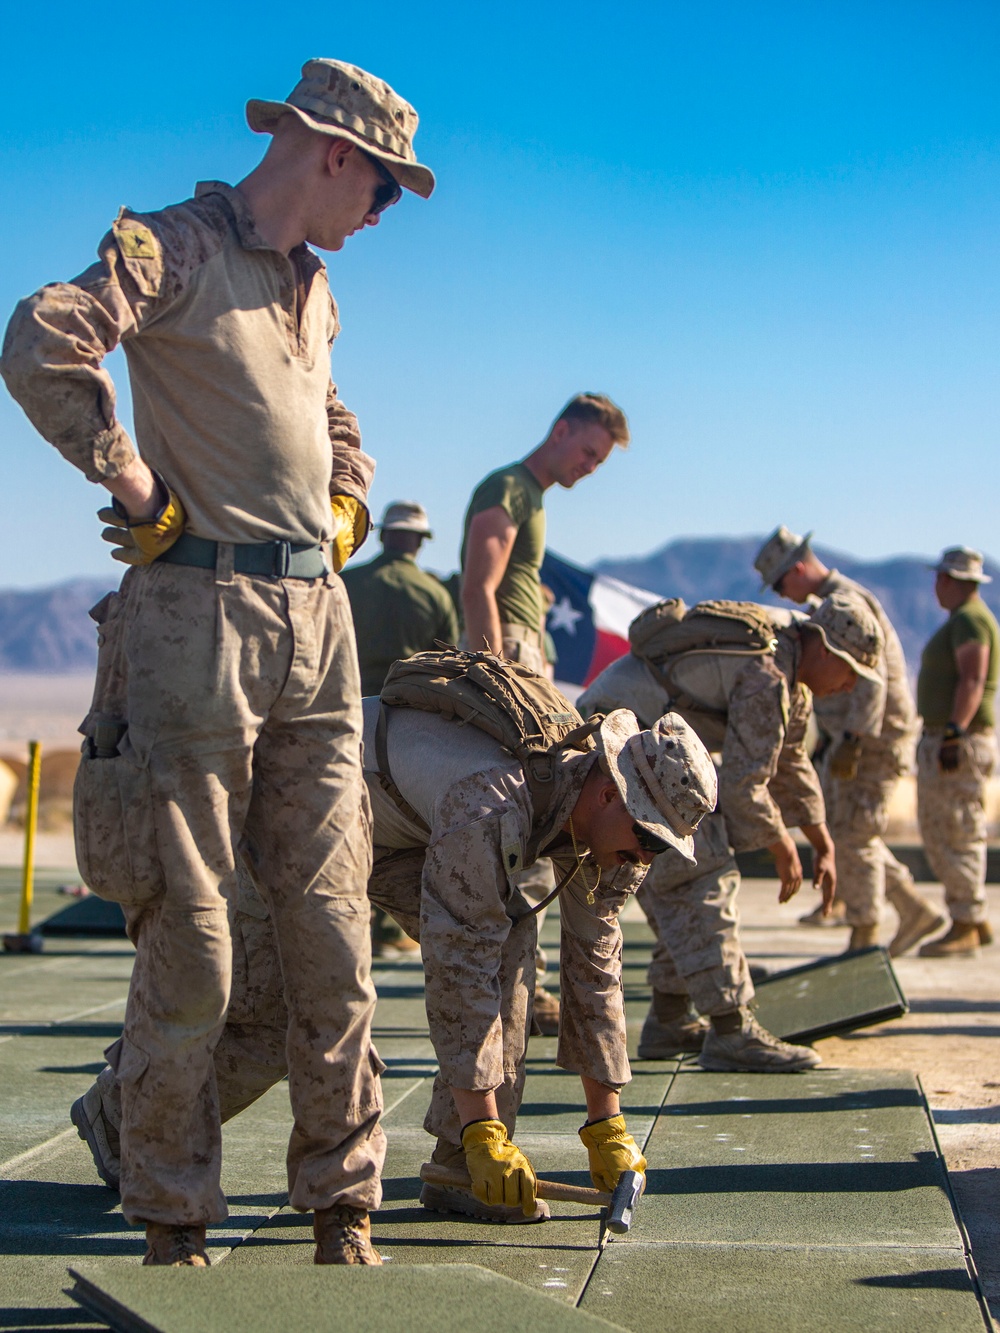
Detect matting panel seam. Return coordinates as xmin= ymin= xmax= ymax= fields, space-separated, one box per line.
xmin=584 ymin=1239 xmax=969 ymax=1254
xmin=572 ymin=1063 xmax=682 ymax=1312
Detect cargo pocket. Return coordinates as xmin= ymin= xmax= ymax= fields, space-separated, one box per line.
xmin=73 ymin=746 xmax=165 ymax=908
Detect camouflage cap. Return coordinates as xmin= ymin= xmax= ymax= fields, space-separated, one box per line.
xmin=807 ymin=591 xmax=883 ymax=682
xmin=247 ymin=59 xmax=435 ymax=198
xmin=378 ymin=500 xmax=432 ymax=536
xmin=597 ymin=709 xmax=718 ymax=865
xmin=930 ymin=546 xmax=992 ymax=584
xmin=753 ymin=524 xmax=813 ymax=592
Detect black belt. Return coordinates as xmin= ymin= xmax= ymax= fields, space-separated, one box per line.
xmin=157 ymin=533 xmax=330 ymax=579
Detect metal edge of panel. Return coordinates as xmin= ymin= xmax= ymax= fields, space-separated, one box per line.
xmin=65 ymin=1268 xmax=163 ymax=1333
xmin=913 ymin=1078 xmax=997 ymax=1333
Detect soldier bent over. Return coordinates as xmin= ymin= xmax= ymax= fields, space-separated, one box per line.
xmin=76 ymin=688 xmax=718 ymax=1226
xmin=1 ymin=59 xmax=435 ymax=1266
xmin=579 ymin=593 xmax=884 ymax=1072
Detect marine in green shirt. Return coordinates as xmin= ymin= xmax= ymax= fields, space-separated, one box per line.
xmin=460 ymin=393 xmax=630 ymax=672
xmin=343 ymin=501 xmax=459 ymax=697
xmin=917 ymin=568 xmax=999 ymax=730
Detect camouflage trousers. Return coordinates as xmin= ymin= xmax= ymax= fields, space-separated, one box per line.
xmin=820 ymin=741 xmax=915 ymax=926
xmin=917 ymin=727 xmax=999 ymax=922
xmin=636 ymin=811 xmax=753 ymax=1016
xmin=75 ymin=561 xmax=383 ymax=1226
xmin=100 ymin=847 xmax=539 ymax=1165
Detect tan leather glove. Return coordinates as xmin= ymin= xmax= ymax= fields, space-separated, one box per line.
xmin=330 ymin=495 xmax=370 ymax=572
xmin=829 ymin=734 xmax=863 ymax=782
xmin=99 ymin=475 xmax=186 ymax=566
xmin=578 ymin=1114 xmax=647 ymax=1193
xmin=461 ymin=1119 xmax=538 ymax=1216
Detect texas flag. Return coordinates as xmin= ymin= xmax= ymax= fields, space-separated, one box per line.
xmin=540 ymin=550 xmax=660 ymax=697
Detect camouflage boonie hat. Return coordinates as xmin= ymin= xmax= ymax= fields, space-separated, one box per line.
xmin=754 ymin=524 xmax=813 ymax=591
xmin=247 ymin=58 xmax=435 ymax=198
xmin=807 ymin=591 xmax=883 ymax=682
xmin=930 ymin=546 xmax=992 ymax=584
xmin=378 ymin=500 xmax=432 ymax=536
xmin=597 ymin=710 xmax=717 ymax=865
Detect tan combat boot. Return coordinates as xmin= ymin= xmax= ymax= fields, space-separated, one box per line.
xmin=70 ymin=1078 xmax=121 ymax=1191
xmin=918 ymin=921 xmax=981 ymax=958
xmin=978 ymin=921 xmax=994 ymax=946
xmin=699 ymin=1008 xmax=821 ymax=1072
xmin=637 ymin=991 xmax=709 ymax=1059
xmin=530 ymin=984 xmax=560 ymax=1037
xmin=844 ymin=924 xmax=880 ymax=953
xmin=798 ymin=898 xmax=847 ymax=928
xmin=143 ymin=1223 xmax=209 ymax=1266
xmin=886 ymin=882 xmax=947 ymax=957
xmin=313 ymin=1205 xmax=382 ymax=1265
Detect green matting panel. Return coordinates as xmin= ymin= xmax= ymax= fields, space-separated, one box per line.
xmin=40 ymin=893 xmax=127 ymax=936
xmin=66 ymin=1262 xmax=630 ymax=1333
xmin=580 ymin=1243 xmax=984 ymax=1332
xmin=752 ymin=946 xmax=907 ymax=1043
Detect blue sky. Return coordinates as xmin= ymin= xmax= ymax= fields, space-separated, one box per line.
xmin=2 ymin=1 xmax=998 ymax=588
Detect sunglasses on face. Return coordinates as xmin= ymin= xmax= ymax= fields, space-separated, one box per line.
xmin=632 ymin=822 xmax=672 ymax=856
xmin=363 ymin=151 xmax=402 ymax=215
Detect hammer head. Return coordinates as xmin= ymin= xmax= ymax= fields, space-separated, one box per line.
xmin=606 ymin=1169 xmax=643 ymax=1235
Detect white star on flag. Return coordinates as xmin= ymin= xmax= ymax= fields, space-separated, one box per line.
xmin=548 ymin=596 xmax=584 ymax=635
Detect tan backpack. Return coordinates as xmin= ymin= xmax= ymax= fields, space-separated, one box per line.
xmin=628 ymin=599 xmax=781 ymax=716
xmin=378 ymin=647 xmax=600 ymax=823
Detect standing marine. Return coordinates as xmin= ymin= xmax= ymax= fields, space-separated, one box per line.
xmin=1 ymin=58 xmax=435 ymax=1267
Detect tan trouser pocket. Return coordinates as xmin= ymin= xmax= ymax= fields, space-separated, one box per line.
xmin=73 ymin=751 xmax=166 ymax=907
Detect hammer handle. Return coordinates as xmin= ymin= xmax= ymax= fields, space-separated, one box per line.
xmin=419 ymin=1162 xmax=611 ymax=1207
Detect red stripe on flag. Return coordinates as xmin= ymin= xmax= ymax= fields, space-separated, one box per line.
xmin=584 ymin=630 xmax=630 ymax=685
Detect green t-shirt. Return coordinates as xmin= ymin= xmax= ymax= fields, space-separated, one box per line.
xmin=342 ymin=551 xmax=460 ymax=696
xmin=917 ymin=595 xmax=1000 ymax=728
xmin=460 ymin=462 xmax=546 ymax=633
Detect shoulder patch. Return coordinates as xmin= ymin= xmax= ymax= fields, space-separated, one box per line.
xmin=117 ymin=224 xmax=158 ymax=260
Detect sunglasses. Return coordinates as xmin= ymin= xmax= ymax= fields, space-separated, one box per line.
xmin=632 ymin=822 xmax=672 ymax=856
xmin=363 ymin=151 xmax=402 ymax=216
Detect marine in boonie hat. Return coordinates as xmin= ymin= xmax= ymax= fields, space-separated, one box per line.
xmin=807 ymin=591 xmax=883 ymax=683
xmin=930 ymin=546 xmax=993 ymax=584
xmin=377 ymin=501 xmax=433 ymax=537
xmin=754 ymin=524 xmax=813 ymax=592
xmin=247 ymin=58 xmax=435 ymax=198
xmin=596 ymin=710 xmax=718 ymax=865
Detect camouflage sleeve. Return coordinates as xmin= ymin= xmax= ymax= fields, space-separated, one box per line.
xmin=326 ymin=379 xmax=375 ymax=505
xmin=555 ymin=858 xmax=636 ymax=1090
xmin=767 ymin=682 xmax=826 ymax=831
xmin=718 ymin=659 xmax=795 ymax=852
xmin=419 ymin=769 xmax=534 ymax=1092
xmin=841 ymin=659 xmax=887 ymax=738
xmin=0 ymin=207 xmax=208 ymax=483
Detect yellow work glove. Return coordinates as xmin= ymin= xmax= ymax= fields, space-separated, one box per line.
xmin=578 ymin=1114 xmax=647 ymax=1193
xmin=829 ymin=733 xmax=863 ymax=782
xmin=99 ymin=474 xmax=186 ymax=566
xmin=461 ymin=1119 xmax=538 ymax=1217
xmin=330 ymin=495 xmax=370 ymax=572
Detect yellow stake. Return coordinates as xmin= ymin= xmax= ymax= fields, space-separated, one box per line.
xmin=18 ymin=741 xmax=41 ymax=936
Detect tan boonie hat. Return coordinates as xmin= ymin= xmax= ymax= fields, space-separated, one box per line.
xmin=378 ymin=501 xmax=432 ymax=536
xmin=930 ymin=546 xmax=992 ymax=584
xmin=754 ymin=525 xmax=813 ymax=592
xmin=597 ymin=710 xmax=717 ymax=865
xmin=807 ymin=591 xmax=883 ymax=683
xmin=247 ymin=58 xmax=435 ymax=198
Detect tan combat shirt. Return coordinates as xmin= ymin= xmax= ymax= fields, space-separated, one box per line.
xmin=813 ymin=570 xmax=916 ymax=750
xmin=1 ymin=183 xmax=374 ymax=544
xmin=362 ymin=700 xmax=641 ymax=1092
xmin=578 ymin=628 xmax=824 ymax=853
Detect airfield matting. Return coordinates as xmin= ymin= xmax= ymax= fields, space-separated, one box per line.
xmin=0 ymin=873 xmax=989 ymax=1331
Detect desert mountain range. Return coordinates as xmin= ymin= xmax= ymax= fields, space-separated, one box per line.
xmin=1 ymin=541 xmax=998 ymax=675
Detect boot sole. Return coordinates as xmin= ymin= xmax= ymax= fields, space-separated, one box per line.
xmin=70 ymin=1095 xmax=121 ymax=1192
xmin=419 ymin=1183 xmax=550 ymax=1224
xmin=698 ymin=1051 xmax=821 ymax=1073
